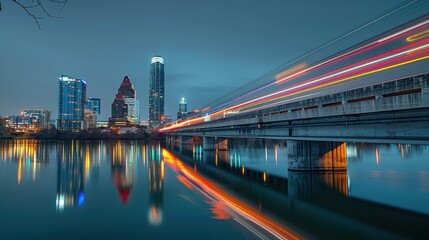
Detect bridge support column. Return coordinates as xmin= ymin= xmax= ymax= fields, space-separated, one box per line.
xmin=288 ymin=171 xmax=349 ymax=197
xmin=165 ymin=135 xmax=173 ymax=148
xmin=216 ymin=138 xmax=228 ymax=151
xmin=203 ymin=137 xmax=215 ymax=151
xmin=287 ymin=141 xmax=347 ymax=171
xmin=177 ymin=136 xmax=183 ymax=152
xmin=202 ymin=149 xmax=215 ymax=164
xmin=176 ymin=136 xmax=194 ymax=153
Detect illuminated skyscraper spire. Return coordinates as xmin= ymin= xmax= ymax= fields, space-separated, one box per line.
xmin=177 ymin=97 xmax=187 ymax=119
xmin=149 ymin=56 xmax=165 ymax=128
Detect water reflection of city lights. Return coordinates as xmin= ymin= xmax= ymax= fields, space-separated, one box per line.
xmin=56 ymin=141 xmax=85 ymax=211
xmin=56 ymin=194 xmax=65 ymax=212
xmin=375 ymin=148 xmax=380 ymax=165
xmin=17 ymin=158 xmax=22 ymax=185
xmin=78 ymin=192 xmax=85 ymax=208
xmin=274 ymin=144 xmax=278 ymax=163
xmin=148 ymin=206 xmax=163 ymax=226
xmin=148 ymin=142 xmax=164 ymax=226
xmin=265 ymin=147 xmax=268 ymax=162
xmin=346 ymin=145 xmax=358 ymax=158
xmin=0 ymin=140 xmax=49 ymax=184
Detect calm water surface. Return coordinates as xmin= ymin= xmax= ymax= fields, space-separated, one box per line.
xmin=0 ymin=139 xmax=428 ymax=239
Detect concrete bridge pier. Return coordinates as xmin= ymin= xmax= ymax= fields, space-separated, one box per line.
xmin=165 ymin=135 xmax=173 ymax=148
xmin=203 ymin=137 xmax=229 ymax=151
xmin=202 ymin=149 xmax=215 ymax=164
xmin=287 ymin=141 xmax=347 ymax=171
xmin=173 ymin=136 xmax=183 ymax=152
xmin=192 ymin=136 xmax=203 ymax=145
xmin=177 ymin=136 xmax=194 ymax=153
xmin=288 ymin=171 xmax=349 ymax=198
xmin=217 ymin=138 xmax=228 ymax=151
xmin=203 ymin=137 xmax=216 ymax=151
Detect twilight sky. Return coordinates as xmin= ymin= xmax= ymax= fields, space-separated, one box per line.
xmin=0 ymin=0 xmax=407 ymax=122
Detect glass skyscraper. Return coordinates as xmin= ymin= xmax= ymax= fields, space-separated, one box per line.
xmin=87 ymin=98 xmax=101 ymax=115
xmin=57 ymin=75 xmax=87 ymax=132
xmin=177 ymin=97 xmax=187 ymax=120
xmin=149 ymin=56 xmax=165 ymax=128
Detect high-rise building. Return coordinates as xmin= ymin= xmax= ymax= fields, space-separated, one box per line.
xmin=58 ymin=75 xmax=86 ymax=132
xmin=177 ymin=97 xmax=188 ymax=120
xmin=87 ymin=98 xmax=101 ymax=115
xmin=109 ymin=91 xmax=128 ymax=127
xmin=111 ymin=92 xmax=127 ymax=119
xmin=84 ymin=109 xmax=97 ymax=129
xmin=149 ymin=56 xmax=165 ymax=128
xmin=124 ymin=98 xmax=140 ymax=124
xmin=22 ymin=109 xmax=51 ymax=129
xmin=85 ymin=98 xmax=101 ymax=128
xmin=109 ymin=76 xmax=140 ymax=126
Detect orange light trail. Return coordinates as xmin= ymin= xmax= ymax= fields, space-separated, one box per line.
xmin=161 ymin=17 xmax=429 ymax=132
xmin=162 ymin=149 xmax=300 ymax=240
xmin=275 ymin=63 xmax=308 ymax=84
xmin=240 ymin=53 xmax=429 ymax=112
xmin=407 ymin=29 xmax=429 ymax=42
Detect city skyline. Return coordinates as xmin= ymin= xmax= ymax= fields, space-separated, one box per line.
xmin=0 ymin=0 xmax=407 ymax=121
xmin=0 ymin=1 xmax=428 ymax=239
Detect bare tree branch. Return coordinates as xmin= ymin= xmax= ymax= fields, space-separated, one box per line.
xmin=12 ymin=0 xmax=43 ymax=28
xmin=6 ymin=0 xmax=69 ymax=29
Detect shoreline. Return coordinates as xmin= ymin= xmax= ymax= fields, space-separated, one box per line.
xmin=0 ymin=135 xmax=164 ymax=141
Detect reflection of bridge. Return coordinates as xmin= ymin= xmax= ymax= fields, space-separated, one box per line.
xmin=166 ymin=146 xmax=429 ymax=239
xmin=162 ymin=8 xmax=429 ymax=171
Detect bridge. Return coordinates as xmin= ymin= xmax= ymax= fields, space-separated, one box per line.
xmin=161 ymin=6 xmax=429 ymax=171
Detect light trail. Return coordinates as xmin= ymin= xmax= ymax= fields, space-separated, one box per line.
xmin=207 ymin=19 xmax=429 ymax=111
xmin=162 ymin=149 xmax=301 ymax=240
xmin=236 ymin=44 xmax=429 ymax=111
xmin=232 ymin=45 xmax=428 ymax=109
xmin=161 ymin=14 xmax=429 ymax=132
xmin=407 ymin=29 xmax=429 ymax=42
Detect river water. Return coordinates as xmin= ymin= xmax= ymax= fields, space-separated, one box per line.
xmin=0 ymin=139 xmax=428 ymax=239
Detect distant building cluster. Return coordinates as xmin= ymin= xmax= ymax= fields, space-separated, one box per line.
xmin=1 ymin=109 xmax=52 ymax=134
xmin=0 ymin=55 xmax=196 ymax=135
xmin=55 ymin=55 xmax=170 ymax=132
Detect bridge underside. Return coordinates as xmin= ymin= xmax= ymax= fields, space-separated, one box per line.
xmin=174 ymin=107 xmax=429 ymax=143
